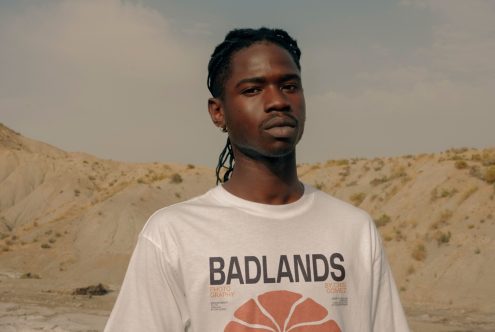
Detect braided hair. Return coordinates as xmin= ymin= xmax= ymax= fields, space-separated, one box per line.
xmin=207 ymin=27 xmax=302 ymax=184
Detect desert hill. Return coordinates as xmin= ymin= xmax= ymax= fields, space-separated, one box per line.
xmin=297 ymin=148 xmax=495 ymax=314
xmin=0 ymin=123 xmax=214 ymax=288
xmin=0 ymin=123 xmax=494 ymax=330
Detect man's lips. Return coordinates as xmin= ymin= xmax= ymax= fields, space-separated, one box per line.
xmin=262 ymin=116 xmax=298 ymax=138
xmin=262 ymin=116 xmax=297 ymax=130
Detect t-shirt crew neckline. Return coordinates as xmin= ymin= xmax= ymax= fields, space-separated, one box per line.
xmin=209 ymin=183 xmax=316 ymax=219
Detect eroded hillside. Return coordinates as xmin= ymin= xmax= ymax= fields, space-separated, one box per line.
xmin=1 ymin=123 xmax=494 ymax=316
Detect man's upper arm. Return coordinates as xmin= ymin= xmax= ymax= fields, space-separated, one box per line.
xmin=104 ymin=235 xmax=189 ymax=332
xmin=370 ymin=221 xmax=411 ymax=332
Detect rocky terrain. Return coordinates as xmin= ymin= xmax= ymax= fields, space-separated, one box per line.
xmin=1 ymin=123 xmax=494 ymax=331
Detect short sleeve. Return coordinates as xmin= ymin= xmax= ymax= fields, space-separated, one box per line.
xmin=104 ymin=235 xmax=190 ymax=332
xmin=370 ymin=224 xmax=411 ymax=331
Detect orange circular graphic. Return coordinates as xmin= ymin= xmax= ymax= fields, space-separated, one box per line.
xmin=224 ymin=290 xmax=341 ymax=332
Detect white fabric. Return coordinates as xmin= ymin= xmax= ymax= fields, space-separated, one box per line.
xmin=104 ymin=184 xmax=410 ymax=332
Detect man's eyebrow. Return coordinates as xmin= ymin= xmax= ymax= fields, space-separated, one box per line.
xmin=235 ymin=73 xmax=301 ymax=88
xmin=235 ymin=77 xmax=266 ymax=88
xmin=279 ymin=73 xmax=301 ymax=82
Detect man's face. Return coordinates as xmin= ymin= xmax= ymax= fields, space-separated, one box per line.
xmin=212 ymin=42 xmax=306 ymax=159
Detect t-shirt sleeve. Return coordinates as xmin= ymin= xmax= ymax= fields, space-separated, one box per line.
xmin=104 ymin=235 xmax=189 ymax=332
xmin=370 ymin=223 xmax=411 ymax=332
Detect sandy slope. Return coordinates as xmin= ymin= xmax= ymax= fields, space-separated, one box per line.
xmin=1 ymin=123 xmax=494 ymax=331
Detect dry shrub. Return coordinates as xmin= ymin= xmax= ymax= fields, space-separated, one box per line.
xmin=310 ymin=164 xmax=321 ymax=171
xmin=432 ymin=210 xmax=453 ymax=229
xmin=336 ymin=159 xmax=349 ymax=166
xmin=73 ymin=283 xmax=109 ymax=296
xmin=471 ymin=153 xmax=481 ymax=161
xmin=481 ymin=151 xmax=495 ymax=166
xmin=350 ymin=192 xmax=366 ymax=206
xmin=448 ymin=147 xmax=469 ymax=154
xmin=170 ymin=173 xmax=183 ymax=184
xmin=471 ymin=165 xmax=495 ymax=184
xmin=441 ymin=188 xmax=458 ymax=198
xmin=370 ymin=176 xmax=389 ymax=186
xmin=314 ymin=181 xmax=325 ymax=190
xmin=412 ymin=243 xmax=427 ymax=261
xmin=455 ymin=160 xmax=468 ymax=169
xmin=434 ymin=231 xmax=451 ymax=245
xmin=374 ymin=214 xmax=391 ymax=227
xmin=470 ymin=165 xmax=483 ymax=180
xmin=338 ymin=166 xmax=351 ymax=178
xmin=150 ymin=173 xmax=166 ymax=182
xmin=484 ymin=166 xmax=495 ymax=183
xmin=391 ymin=165 xmax=407 ymax=179
xmin=20 ymin=272 xmax=41 ymax=279
xmin=432 ymin=187 xmax=458 ymax=202
xmin=384 ymin=235 xmax=393 ymax=242
xmin=395 ymin=229 xmax=406 ymax=241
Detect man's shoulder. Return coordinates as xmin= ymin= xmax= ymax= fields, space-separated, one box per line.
xmin=140 ymin=187 xmax=218 ymax=234
xmin=308 ymin=185 xmax=373 ymax=227
xmin=311 ymin=185 xmax=371 ymax=215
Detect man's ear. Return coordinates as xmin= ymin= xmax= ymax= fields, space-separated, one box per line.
xmin=208 ymin=97 xmax=226 ymax=130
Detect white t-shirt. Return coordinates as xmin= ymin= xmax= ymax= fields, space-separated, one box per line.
xmin=104 ymin=184 xmax=410 ymax=332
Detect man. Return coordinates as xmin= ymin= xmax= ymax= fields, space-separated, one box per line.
xmin=105 ymin=27 xmax=410 ymax=331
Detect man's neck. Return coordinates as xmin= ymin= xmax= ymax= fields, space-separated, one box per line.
xmin=222 ymin=151 xmax=303 ymax=205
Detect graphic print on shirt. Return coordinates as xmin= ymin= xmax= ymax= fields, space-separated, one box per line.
xmin=208 ymin=254 xmax=348 ymax=317
xmin=224 ymin=290 xmax=342 ymax=332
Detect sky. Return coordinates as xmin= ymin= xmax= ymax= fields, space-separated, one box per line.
xmin=0 ymin=0 xmax=494 ymax=166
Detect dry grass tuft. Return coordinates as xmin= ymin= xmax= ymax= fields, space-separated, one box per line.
xmin=434 ymin=231 xmax=451 ymax=245
xmin=314 ymin=181 xmax=325 ymax=190
xmin=484 ymin=166 xmax=495 ymax=183
xmin=170 ymin=173 xmax=183 ymax=184
xmin=374 ymin=214 xmax=391 ymax=227
xmin=412 ymin=243 xmax=427 ymax=261
xmin=455 ymin=160 xmax=468 ymax=169
xmin=431 ymin=210 xmax=453 ymax=229
xmin=73 ymin=283 xmax=110 ymax=296
xmin=349 ymin=192 xmax=366 ymax=206
xmin=20 ymin=272 xmax=41 ymax=279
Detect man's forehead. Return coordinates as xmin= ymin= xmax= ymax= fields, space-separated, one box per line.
xmin=228 ymin=42 xmax=300 ymax=80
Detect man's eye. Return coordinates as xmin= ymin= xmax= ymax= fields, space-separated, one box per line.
xmin=242 ymin=87 xmax=261 ymax=95
xmin=282 ymin=84 xmax=299 ymax=92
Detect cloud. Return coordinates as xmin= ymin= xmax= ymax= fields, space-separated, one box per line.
xmin=404 ymin=0 xmax=495 ymax=78
xmin=0 ymin=0 xmax=492 ymax=164
xmin=299 ymin=0 xmax=495 ymax=160
xmin=0 ymin=0 xmax=219 ymax=164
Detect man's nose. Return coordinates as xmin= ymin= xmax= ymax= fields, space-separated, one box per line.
xmin=264 ymin=86 xmax=290 ymax=112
